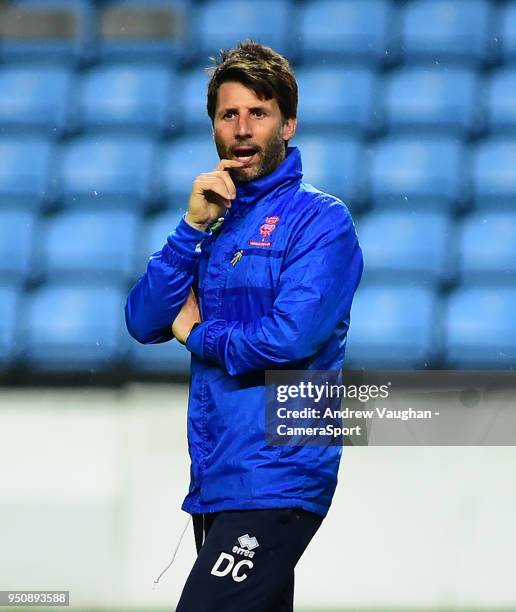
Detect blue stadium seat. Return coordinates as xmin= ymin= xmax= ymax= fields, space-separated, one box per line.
xmin=296 ymin=66 xmax=376 ymax=134
xmin=0 ymin=210 xmax=36 ymax=285
xmin=501 ymin=2 xmax=516 ymax=63
xmin=486 ymin=68 xmax=516 ymax=133
xmin=445 ymin=287 xmax=516 ymax=367
xmin=0 ymin=137 xmax=54 ymax=210
xmin=401 ymin=0 xmax=493 ymax=65
xmin=38 ymin=210 xmax=139 ymax=283
xmin=0 ymin=64 xmax=72 ymax=135
xmin=299 ymin=0 xmax=391 ymax=65
xmin=77 ymin=64 xmax=178 ymax=133
xmin=129 ymin=338 xmax=191 ymax=376
xmin=157 ymin=135 xmax=219 ymax=207
xmin=1 ymin=0 xmax=95 ymax=63
xmin=292 ymin=135 xmax=363 ymax=208
xmin=369 ymin=137 xmax=464 ymax=210
xmin=99 ymin=0 xmax=191 ymax=63
xmin=180 ymin=69 xmax=212 ymax=132
xmin=0 ymin=285 xmax=21 ymax=372
xmin=357 ymin=211 xmax=454 ymax=285
xmin=57 ymin=135 xmax=156 ymax=209
xmin=459 ymin=211 xmax=516 ymax=282
xmin=472 ymin=138 xmax=516 ymax=209
xmin=23 ymin=283 xmax=126 ymax=371
xmin=383 ymin=66 xmax=480 ymax=136
xmin=346 ymin=285 xmax=439 ymax=368
xmin=197 ymin=0 xmax=293 ymax=61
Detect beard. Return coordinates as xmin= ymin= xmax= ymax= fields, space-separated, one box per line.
xmin=214 ymin=128 xmax=287 ymax=184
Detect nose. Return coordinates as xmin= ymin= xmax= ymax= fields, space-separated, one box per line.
xmin=235 ymin=113 xmax=252 ymax=139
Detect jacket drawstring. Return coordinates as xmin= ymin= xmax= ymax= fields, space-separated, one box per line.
xmin=153 ymin=514 xmax=192 ymax=587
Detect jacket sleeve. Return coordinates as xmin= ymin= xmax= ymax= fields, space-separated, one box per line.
xmin=125 ymin=217 xmax=210 ymax=344
xmin=186 ymin=200 xmax=363 ymax=375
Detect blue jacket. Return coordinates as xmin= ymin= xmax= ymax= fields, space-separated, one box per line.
xmin=125 ymin=147 xmax=363 ymax=516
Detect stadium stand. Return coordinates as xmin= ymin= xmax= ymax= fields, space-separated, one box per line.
xmin=296 ymin=66 xmax=376 ymax=134
xmin=196 ymin=0 xmax=293 ymax=62
xmin=347 ymin=285 xmax=439 ymax=368
xmin=0 ymin=137 xmax=55 ymax=211
xmin=0 ymin=210 xmax=36 ymax=286
xmin=298 ymin=0 xmax=393 ymax=65
xmin=382 ymin=66 xmax=480 ymax=136
xmin=76 ymin=64 xmax=178 ymax=133
xmin=22 ymin=283 xmax=126 ymax=372
xmin=486 ymin=67 xmax=516 ymax=132
xmin=179 ymin=68 xmax=212 ymax=132
xmin=472 ymin=138 xmax=516 ymax=209
xmin=0 ymin=64 xmax=73 ymax=135
xmin=0 ymin=0 xmax=95 ymax=63
xmin=458 ymin=211 xmax=516 ymax=282
xmin=0 ymin=285 xmax=21 ymax=373
xmin=357 ymin=211 xmax=454 ymax=286
xmin=0 ymin=0 xmax=514 ymax=377
xmin=36 ymin=210 xmax=139 ymax=283
xmin=444 ymin=287 xmax=516 ymax=367
xmin=500 ymin=1 xmax=516 ymax=63
xmin=400 ymin=0 xmax=494 ymax=65
xmin=98 ymin=0 xmax=191 ymax=64
xmin=368 ymin=137 xmax=465 ymax=210
xmin=57 ymin=135 xmax=156 ymax=209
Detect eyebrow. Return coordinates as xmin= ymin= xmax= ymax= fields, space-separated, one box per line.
xmin=218 ymin=105 xmax=270 ymax=117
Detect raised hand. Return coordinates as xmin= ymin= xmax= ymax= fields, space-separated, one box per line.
xmin=185 ymin=159 xmax=245 ymax=232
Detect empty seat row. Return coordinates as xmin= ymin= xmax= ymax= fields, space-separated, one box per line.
xmin=2 ymin=134 xmax=516 ymax=212
xmin=2 ymin=208 xmax=515 ymax=291
xmin=0 ymin=208 xmax=185 ymax=285
xmin=358 ymin=210 xmax=516 ymax=286
xmin=348 ymin=285 xmax=516 ymax=368
xmin=2 ymin=282 xmax=515 ymax=373
xmin=2 ymin=0 xmax=516 ymax=67
xmin=0 ymin=283 xmax=130 ymax=372
xmin=0 ymin=281 xmax=190 ymax=374
xmin=0 ymin=63 xmax=201 ymax=135
xmin=4 ymin=63 xmax=516 ymax=137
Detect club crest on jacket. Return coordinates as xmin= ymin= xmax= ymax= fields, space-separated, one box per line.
xmin=249 ymin=215 xmax=280 ymax=247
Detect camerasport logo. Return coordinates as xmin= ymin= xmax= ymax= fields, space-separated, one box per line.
xmin=249 ymin=215 xmax=280 ymax=247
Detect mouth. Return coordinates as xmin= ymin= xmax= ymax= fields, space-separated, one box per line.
xmin=232 ymin=146 xmax=259 ymax=165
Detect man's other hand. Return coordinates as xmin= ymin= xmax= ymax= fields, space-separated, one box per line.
xmin=172 ymin=289 xmax=201 ymax=344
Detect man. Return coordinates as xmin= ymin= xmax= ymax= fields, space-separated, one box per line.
xmin=125 ymin=41 xmax=363 ymax=611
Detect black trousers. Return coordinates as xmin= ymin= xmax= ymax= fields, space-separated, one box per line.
xmin=175 ymin=508 xmax=323 ymax=612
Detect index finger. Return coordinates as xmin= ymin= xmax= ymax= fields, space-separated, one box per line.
xmin=215 ymin=159 xmax=246 ymax=171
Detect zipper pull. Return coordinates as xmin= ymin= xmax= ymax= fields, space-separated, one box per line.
xmin=230 ymin=250 xmax=244 ymax=266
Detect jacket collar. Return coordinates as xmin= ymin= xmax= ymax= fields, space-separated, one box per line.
xmin=233 ymin=146 xmax=303 ymax=208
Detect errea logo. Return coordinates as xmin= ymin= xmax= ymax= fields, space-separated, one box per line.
xmin=233 ymin=533 xmax=259 ymax=558
xmin=238 ymin=534 xmax=259 ymax=550
xmin=210 ymin=534 xmax=259 ymax=582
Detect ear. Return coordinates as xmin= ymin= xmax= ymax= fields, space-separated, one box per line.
xmin=281 ymin=117 xmax=297 ymax=142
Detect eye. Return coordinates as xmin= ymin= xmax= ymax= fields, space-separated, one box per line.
xmin=223 ymin=111 xmax=235 ymax=119
xmin=253 ymin=109 xmax=265 ymax=117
